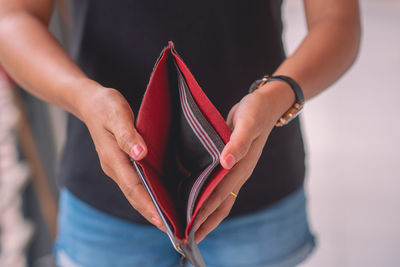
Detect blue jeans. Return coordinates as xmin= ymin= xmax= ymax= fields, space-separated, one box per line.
xmin=54 ymin=186 xmax=315 ymax=267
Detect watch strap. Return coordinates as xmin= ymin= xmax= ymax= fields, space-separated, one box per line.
xmin=248 ymin=75 xmax=305 ymax=127
xmin=267 ymin=75 xmax=304 ymax=104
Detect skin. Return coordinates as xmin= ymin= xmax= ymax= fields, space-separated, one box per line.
xmin=0 ymin=0 xmax=360 ymax=244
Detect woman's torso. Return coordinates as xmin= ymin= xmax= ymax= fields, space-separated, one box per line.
xmin=59 ymin=0 xmax=306 ymax=223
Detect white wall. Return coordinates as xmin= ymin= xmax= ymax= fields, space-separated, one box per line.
xmin=281 ymin=1 xmax=400 ymax=266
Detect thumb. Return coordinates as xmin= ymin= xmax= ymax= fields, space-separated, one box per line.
xmin=114 ymin=125 xmax=148 ymax=161
xmin=220 ymin=119 xmax=255 ymax=169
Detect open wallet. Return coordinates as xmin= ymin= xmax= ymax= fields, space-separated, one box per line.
xmin=131 ymin=41 xmax=232 ymax=267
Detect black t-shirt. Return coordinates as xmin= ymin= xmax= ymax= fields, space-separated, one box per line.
xmin=59 ymin=0 xmax=306 ymax=224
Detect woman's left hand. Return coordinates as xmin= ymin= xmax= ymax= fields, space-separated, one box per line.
xmin=194 ymin=83 xmax=293 ymax=243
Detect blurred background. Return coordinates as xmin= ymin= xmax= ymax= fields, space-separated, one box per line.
xmin=0 ymin=0 xmax=399 ymax=266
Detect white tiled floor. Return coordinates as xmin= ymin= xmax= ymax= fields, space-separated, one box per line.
xmin=282 ymin=1 xmax=400 ymax=266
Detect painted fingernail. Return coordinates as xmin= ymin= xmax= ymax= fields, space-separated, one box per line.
xmin=131 ymin=144 xmax=144 ymax=159
xmin=224 ymin=154 xmax=236 ymax=169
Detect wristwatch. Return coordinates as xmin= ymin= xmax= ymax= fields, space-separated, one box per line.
xmin=248 ymin=75 xmax=305 ymax=127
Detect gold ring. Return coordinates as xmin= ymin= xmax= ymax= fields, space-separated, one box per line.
xmin=230 ymin=192 xmax=237 ymax=198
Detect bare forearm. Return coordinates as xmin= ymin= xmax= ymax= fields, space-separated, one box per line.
xmin=0 ymin=7 xmax=166 ymax=228
xmin=276 ymin=17 xmax=361 ymax=100
xmin=0 ymin=10 xmax=96 ymax=120
xmin=199 ymin=2 xmax=361 ymax=239
xmin=256 ymin=1 xmax=361 ymax=120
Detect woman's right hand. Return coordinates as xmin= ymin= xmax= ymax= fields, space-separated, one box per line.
xmin=77 ymin=82 xmax=165 ymax=232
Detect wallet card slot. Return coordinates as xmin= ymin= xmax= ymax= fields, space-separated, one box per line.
xmin=174 ymin=63 xmax=225 ymax=223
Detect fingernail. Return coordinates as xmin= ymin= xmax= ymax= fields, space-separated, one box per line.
xmin=224 ymin=154 xmax=236 ymax=169
xmin=152 ymin=216 xmax=162 ymax=227
xmin=131 ymin=144 xmax=144 ymax=159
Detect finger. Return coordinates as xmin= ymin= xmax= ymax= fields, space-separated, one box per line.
xmin=104 ymin=104 xmax=148 ymax=161
xmin=114 ymin=126 xmax=148 ymax=161
xmin=99 ymin=131 xmax=165 ymax=231
xmin=195 ymin=195 xmax=236 ymax=243
xmin=194 ymin=170 xmax=241 ymax=231
xmin=195 ymin=137 xmax=261 ymax=231
xmin=226 ymin=103 xmax=239 ymax=130
xmin=220 ymin=118 xmax=256 ymax=169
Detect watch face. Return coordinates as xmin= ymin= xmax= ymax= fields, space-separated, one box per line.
xmin=290 ymin=106 xmax=304 ymax=121
xmin=286 ymin=109 xmax=302 ymax=123
xmin=277 ymin=105 xmax=303 ymax=127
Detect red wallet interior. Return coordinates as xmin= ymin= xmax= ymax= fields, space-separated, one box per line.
xmin=135 ymin=42 xmax=231 ymax=240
